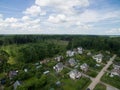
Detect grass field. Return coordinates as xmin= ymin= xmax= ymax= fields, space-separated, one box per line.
xmin=94 ymin=83 xmax=106 ymax=90
xmin=61 ymin=77 xmax=91 ymax=90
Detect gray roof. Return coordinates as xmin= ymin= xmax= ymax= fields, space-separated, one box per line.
xmin=69 ymin=69 xmax=81 ymax=78
xmin=9 ymin=71 xmax=17 ymax=78
xmin=13 ymin=81 xmax=21 ymax=90
xmin=81 ymin=63 xmax=88 ymax=68
xmin=69 ymin=58 xmax=77 ymax=66
xmin=93 ymin=54 xmax=103 ymax=59
xmin=111 ymin=69 xmax=120 ymax=76
xmin=56 ymin=63 xmax=64 ymax=69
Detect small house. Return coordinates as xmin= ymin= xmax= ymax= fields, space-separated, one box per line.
xmin=92 ymin=54 xmax=103 ymax=63
xmin=66 ymin=50 xmax=75 ymax=57
xmin=110 ymin=62 xmax=120 ymax=77
xmin=56 ymin=81 xmax=61 ymax=86
xmin=80 ymin=63 xmax=89 ymax=72
xmin=110 ymin=69 xmax=120 ymax=77
xmin=69 ymin=69 xmax=81 ymax=79
xmin=53 ymin=63 xmax=64 ymax=72
xmin=77 ymin=47 xmax=83 ymax=54
xmin=13 ymin=80 xmax=21 ymax=90
xmin=40 ymin=59 xmax=49 ymax=64
xmin=24 ymin=69 xmax=28 ymax=72
xmin=43 ymin=70 xmax=50 ymax=75
xmin=113 ymin=62 xmax=120 ymax=70
xmin=8 ymin=71 xmax=18 ymax=79
xmin=54 ymin=56 xmax=63 ymax=62
xmin=87 ymin=52 xmax=91 ymax=56
xmin=68 ymin=58 xmax=77 ymax=66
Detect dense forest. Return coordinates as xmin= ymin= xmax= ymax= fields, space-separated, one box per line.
xmin=0 ymin=35 xmax=120 ymax=64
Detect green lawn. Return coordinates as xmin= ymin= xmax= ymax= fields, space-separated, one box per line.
xmin=86 ymin=70 xmax=98 ymax=78
xmin=101 ymin=73 xmax=120 ymax=89
xmin=61 ymin=77 xmax=91 ymax=90
xmin=94 ymin=83 xmax=106 ymax=90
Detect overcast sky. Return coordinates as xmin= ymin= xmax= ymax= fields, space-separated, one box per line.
xmin=0 ymin=0 xmax=120 ymax=35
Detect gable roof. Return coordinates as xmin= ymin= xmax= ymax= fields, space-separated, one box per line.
xmin=69 ymin=69 xmax=81 ymax=79
xmin=56 ymin=63 xmax=64 ymax=69
xmin=13 ymin=81 xmax=21 ymax=90
xmin=68 ymin=58 xmax=77 ymax=66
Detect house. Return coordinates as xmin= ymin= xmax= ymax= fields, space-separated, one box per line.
xmin=73 ymin=48 xmax=78 ymax=54
xmin=54 ymin=56 xmax=63 ymax=62
xmin=113 ymin=62 xmax=120 ymax=70
xmin=66 ymin=50 xmax=75 ymax=57
xmin=8 ymin=71 xmax=18 ymax=79
xmin=13 ymin=80 xmax=21 ymax=90
xmin=35 ymin=62 xmax=39 ymax=66
xmin=43 ymin=70 xmax=50 ymax=74
xmin=36 ymin=65 xmax=42 ymax=69
xmin=35 ymin=62 xmax=42 ymax=69
xmin=87 ymin=52 xmax=91 ymax=56
xmin=68 ymin=58 xmax=77 ymax=66
xmin=56 ymin=81 xmax=61 ymax=86
xmin=92 ymin=54 xmax=103 ymax=63
xmin=24 ymin=69 xmax=28 ymax=72
xmin=53 ymin=63 xmax=64 ymax=72
xmin=77 ymin=47 xmax=83 ymax=54
xmin=96 ymin=64 xmax=101 ymax=67
xmin=110 ymin=62 xmax=120 ymax=77
xmin=80 ymin=63 xmax=89 ymax=72
xmin=110 ymin=69 xmax=120 ymax=77
xmin=69 ymin=69 xmax=81 ymax=79
xmin=40 ymin=59 xmax=49 ymax=64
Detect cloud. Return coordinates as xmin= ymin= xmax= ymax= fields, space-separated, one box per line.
xmin=5 ymin=17 xmax=18 ymax=23
xmin=35 ymin=0 xmax=89 ymax=14
xmin=0 ymin=0 xmax=120 ymax=34
xmin=35 ymin=0 xmax=89 ymax=7
xmin=76 ymin=21 xmax=93 ymax=29
xmin=67 ymin=10 xmax=120 ymax=23
xmin=48 ymin=14 xmax=66 ymax=23
xmin=106 ymin=28 xmax=120 ymax=34
xmin=22 ymin=16 xmax=30 ymax=21
xmin=23 ymin=5 xmax=41 ymax=16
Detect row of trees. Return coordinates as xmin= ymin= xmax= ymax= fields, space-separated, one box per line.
xmin=67 ymin=36 xmax=120 ymax=56
xmin=0 ymin=35 xmax=70 ymax=45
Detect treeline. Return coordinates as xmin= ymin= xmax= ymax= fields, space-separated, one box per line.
xmin=0 ymin=35 xmax=120 ymax=63
xmin=0 ymin=35 xmax=71 ymax=45
xmin=67 ymin=36 xmax=120 ymax=56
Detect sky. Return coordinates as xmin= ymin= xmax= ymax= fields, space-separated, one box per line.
xmin=0 ymin=0 xmax=120 ymax=35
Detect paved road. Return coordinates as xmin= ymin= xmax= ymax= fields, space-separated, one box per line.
xmin=88 ymin=55 xmax=116 ymax=90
